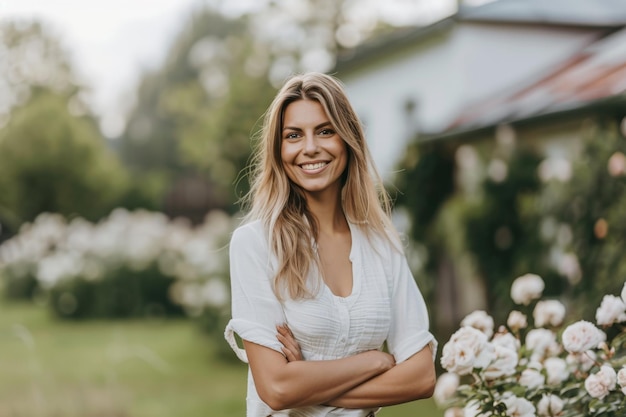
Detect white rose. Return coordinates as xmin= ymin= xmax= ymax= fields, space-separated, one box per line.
xmin=537 ymin=394 xmax=564 ymax=417
xmin=562 ymin=320 xmax=606 ymax=353
xmin=511 ymin=273 xmax=545 ymax=305
xmin=461 ymin=310 xmax=495 ymax=338
xmin=441 ymin=343 xmax=475 ymax=376
xmin=533 ymin=300 xmax=566 ymax=327
xmin=519 ymin=368 xmax=545 ymax=389
xmin=525 ymin=328 xmax=557 ymax=359
xmin=501 ymin=394 xmax=536 ymax=417
xmin=621 ymin=282 xmax=626 ymax=304
xmin=566 ymin=350 xmax=597 ymax=372
xmin=617 ymin=367 xmax=626 ymax=395
xmin=595 ymin=294 xmax=626 ymax=326
xmin=507 ymin=310 xmax=528 ymax=332
xmin=585 ymin=373 xmax=610 ymax=399
xmin=596 ymin=365 xmax=617 ymax=390
xmin=434 ymin=372 xmax=460 ymax=406
xmin=474 ymin=342 xmax=496 ymax=370
xmin=449 ymin=325 xmax=488 ymax=351
xmin=441 ymin=327 xmax=494 ymax=375
xmin=492 ymin=332 xmax=520 ymax=352
xmin=585 ymin=365 xmax=617 ymax=399
xmin=483 ymin=345 xmax=518 ymax=380
xmin=544 ymin=357 xmax=569 ymax=385
xmin=440 ymin=341 xmax=463 ymax=374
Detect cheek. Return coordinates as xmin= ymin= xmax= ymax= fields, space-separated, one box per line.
xmin=280 ymin=142 xmax=296 ymax=164
xmin=336 ymin=143 xmax=349 ymax=172
xmin=280 ymin=144 xmax=298 ymax=180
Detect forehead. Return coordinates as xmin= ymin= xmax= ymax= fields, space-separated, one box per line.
xmin=283 ymin=99 xmax=329 ymax=127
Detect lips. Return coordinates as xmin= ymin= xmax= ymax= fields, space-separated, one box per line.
xmin=300 ymin=161 xmax=329 ymax=171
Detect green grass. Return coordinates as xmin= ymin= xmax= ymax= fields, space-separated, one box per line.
xmin=0 ymin=301 xmax=442 ymax=416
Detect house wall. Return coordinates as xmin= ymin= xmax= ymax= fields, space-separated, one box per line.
xmin=338 ymin=22 xmax=603 ymax=181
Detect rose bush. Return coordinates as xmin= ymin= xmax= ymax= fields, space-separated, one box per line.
xmin=0 ymin=209 xmax=235 ymax=320
xmin=436 ymin=274 xmax=626 ymax=417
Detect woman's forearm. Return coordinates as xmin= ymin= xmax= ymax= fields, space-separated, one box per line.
xmin=325 ymin=346 xmax=436 ymax=409
xmin=244 ymin=340 xmax=395 ymax=410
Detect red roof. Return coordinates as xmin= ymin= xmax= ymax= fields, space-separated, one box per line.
xmin=447 ymin=28 xmax=626 ymax=132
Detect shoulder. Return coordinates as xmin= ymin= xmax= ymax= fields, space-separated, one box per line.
xmin=230 ymin=220 xmax=269 ymax=251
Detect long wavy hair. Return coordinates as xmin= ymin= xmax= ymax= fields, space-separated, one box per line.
xmin=243 ymin=72 xmax=398 ymax=300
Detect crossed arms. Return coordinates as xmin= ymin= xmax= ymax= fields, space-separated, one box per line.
xmin=243 ymin=324 xmax=435 ymax=411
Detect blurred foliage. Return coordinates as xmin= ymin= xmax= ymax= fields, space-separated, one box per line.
xmin=0 ymin=89 xmax=127 ymax=227
xmin=462 ymin=146 xmax=555 ymax=321
xmin=394 ymin=143 xmax=456 ymax=311
xmin=2 ymin=270 xmax=37 ymax=301
xmin=118 ymin=9 xmax=276 ymax=212
xmin=48 ymin=265 xmax=183 ymax=320
xmin=0 ymin=209 xmax=234 ymax=341
xmin=540 ymin=121 xmax=626 ymax=318
xmin=196 ymin=304 xmax=234 ymax=361
xmin=240 ymin=0 xmax=404 ymax=82
xmin=396 ymin=143 xmax=456 ymax=242
xmin=396 ymin=118 xmax=626 ymax=325
xmin=0 ymin=20 xmax=168 ymax=235
xmin=0 ymin=20 xmax=77 ymax=117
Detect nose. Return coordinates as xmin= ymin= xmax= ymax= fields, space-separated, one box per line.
xmin=303 ymin=132 xmax=319 ymax=155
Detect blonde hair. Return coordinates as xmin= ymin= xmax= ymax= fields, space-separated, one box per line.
xmin=244 ymin=72 xmax=397 ymax=299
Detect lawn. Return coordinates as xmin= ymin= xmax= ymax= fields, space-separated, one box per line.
xmin=0 ymin=301 xmax=442 ymax=416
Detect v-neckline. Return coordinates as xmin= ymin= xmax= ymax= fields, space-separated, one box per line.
xmin=320 ymin=221 xmax=361 ymax=300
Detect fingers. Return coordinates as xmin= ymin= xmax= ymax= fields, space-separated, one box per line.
xmin=277 ymin=325 xmax=301 ymax=355
xmin=276 ymin=324 xmax=303 ymax=361
xmin=281 ymin=346 xmax=298 ymax=362
xmin=277 ymin=323 xmax=295 ymax=339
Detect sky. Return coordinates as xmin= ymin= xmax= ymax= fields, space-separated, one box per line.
xmin=1 ymin=0 xmax=202 ymax=137
xmin=0 ymin=0 xmax=464 ymax=138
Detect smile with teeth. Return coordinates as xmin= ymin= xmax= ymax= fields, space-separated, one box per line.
xmin=300 ymin=162 xmax=328 ymax=171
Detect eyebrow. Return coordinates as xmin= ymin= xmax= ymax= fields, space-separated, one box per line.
xmin=283 ymin=121 xmax=332 ymax=132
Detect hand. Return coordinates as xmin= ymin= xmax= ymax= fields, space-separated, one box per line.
xmin=277 ymin=324 xmax=303 ymax=362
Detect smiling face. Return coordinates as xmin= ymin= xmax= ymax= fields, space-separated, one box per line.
xmin=281 ymin=99 xmax=348 ymax=200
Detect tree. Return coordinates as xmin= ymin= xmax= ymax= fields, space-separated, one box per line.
xmin=237 ymin=0 xmax=405 ymax=85
xmin=0 ymin=20 xmax=132 ymax=231
xmin=0 ymin=88 xmax=127 ymax=226
xmin=118 ymin=9 xmax=276 ymax=212
xmin=0 ymin=20 xmax=77 ymax=121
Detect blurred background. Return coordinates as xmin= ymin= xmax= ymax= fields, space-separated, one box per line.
xmin=1 ymin=0 xmax=625 ymax=415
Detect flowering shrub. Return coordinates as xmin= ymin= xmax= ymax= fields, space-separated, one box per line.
xmin=435 ymin=273 xmax=626 ymax=417
xmin=0 ymin=209 xmax=235 ymax=321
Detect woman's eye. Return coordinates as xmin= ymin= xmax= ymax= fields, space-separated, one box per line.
xmin=284 ymin=132 xmax=300 ymax=139
xmin=319 ymin=129 xmax=335 ymax=136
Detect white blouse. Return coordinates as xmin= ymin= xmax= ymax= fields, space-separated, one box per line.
xmin=224 ymin=220 xmax=436 ymax=417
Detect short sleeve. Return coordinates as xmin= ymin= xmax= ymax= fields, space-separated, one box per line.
xmin=224 ymin=221 xmax=286 ymax=363
xmin=386 ymin=244 xmax=437 ymax=363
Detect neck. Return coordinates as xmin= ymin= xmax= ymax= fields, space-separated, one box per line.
xmin=305 ymin=189 xmax=347 ymax=235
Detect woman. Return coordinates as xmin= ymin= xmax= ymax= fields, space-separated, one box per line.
xmin=225 ymin=72 xmax=436 ymax=416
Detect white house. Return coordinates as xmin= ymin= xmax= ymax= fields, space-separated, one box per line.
xmin=335 ymin=0 xmax=626 ymax=180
